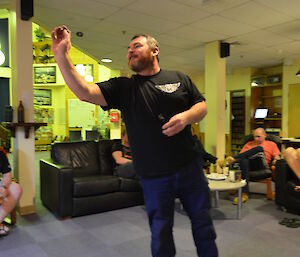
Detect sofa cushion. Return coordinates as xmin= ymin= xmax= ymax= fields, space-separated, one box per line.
xmin=51 ymin=142 xmax=72 ymax=167
xmin=51 ymin=141 xmax=100 ymax=174
xmin=73 ymin=175 xmax=120 ymax=197
xmin=119 ymin=178 xmax=142 ymax=192
xmin=70 ymin=141 xmax=100 ymax=175
xmin=72 ymin=167 xmax=101 ymax=177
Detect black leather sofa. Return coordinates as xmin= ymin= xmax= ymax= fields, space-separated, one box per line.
xmin=40 ymin=139 xmax=144 ymax=218
xmin=275 ymin=159 xmax=300 ymax=214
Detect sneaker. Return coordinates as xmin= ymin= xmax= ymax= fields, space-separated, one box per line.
xmin=232 ymin=193 xmax=248 ymax=205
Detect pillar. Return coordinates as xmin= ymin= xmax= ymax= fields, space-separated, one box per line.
xmin=10 ymin=0 xmax=35 ymax=215
xmin=204 ymin=41 xmax=226 ymax=161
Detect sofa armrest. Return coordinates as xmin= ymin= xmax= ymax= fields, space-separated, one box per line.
xmin=40 ymin=159 xmax=73 ymax=218
xmin=275 ymin=159 xmax=289 ymax=206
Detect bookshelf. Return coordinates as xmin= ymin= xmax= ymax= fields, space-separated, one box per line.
xmin=231 ymin=90 xmax=245 ymax=156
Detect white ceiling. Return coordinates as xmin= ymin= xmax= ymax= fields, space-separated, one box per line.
xmin=32 ymin=0 xmax=300 ymax=75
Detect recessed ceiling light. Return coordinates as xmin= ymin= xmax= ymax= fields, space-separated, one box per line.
xmin=76 ymin=31 xmax=84 ymax=37
xmin=101 ymin=58 xmax=112 ymax=63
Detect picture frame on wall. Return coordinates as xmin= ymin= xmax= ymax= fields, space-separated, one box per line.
xmin=34 ymin=88 xmax=52 ymax=106
xmin=34 ymin=65 xmax=56 ymax=84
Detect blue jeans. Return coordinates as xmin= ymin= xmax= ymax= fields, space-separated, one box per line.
xmin=233 ymin=146 xmax=265 ymax=193
xmin=140 ymin=158 xmax=218 ymax=257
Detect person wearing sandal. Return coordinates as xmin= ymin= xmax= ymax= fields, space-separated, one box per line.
xmin=283 ymin=147 xmax=300 ymax=192
xmin=0 ymin=147 xmax=22 ymax=237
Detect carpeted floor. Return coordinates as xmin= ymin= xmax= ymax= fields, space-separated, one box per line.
xmin=1 ymin=151 xmax=299 ymax=257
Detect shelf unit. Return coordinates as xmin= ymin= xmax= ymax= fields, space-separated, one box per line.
xmin=231 ymin=90 xmax=245 ymax=156
xmin=250 ymin=74 xmax=282 ymax=134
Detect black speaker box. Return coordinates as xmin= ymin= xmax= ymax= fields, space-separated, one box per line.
xmin=220 ymin=42 xmax=230 ymax=58
xmin=21 ymin=0 xmax=34 ymax=21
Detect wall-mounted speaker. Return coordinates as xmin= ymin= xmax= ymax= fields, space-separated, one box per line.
xmin=220 ymin=42 xmax=230 ymax=58
xmin=21 ymin=0 xmax=34 ymax=21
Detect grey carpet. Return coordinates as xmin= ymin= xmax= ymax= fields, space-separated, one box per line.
xmin=1 ymin=152 xmax=299 ymax=257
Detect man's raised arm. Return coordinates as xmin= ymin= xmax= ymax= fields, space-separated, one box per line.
xmin=51 ymin=26 xmax=107 ymax=106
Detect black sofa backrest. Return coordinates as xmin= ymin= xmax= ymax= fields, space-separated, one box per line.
xmin=51 ymin=141 xmax=100 ymax=176
xmin=98 ymin=139 xmax=119 ymax=175
xmin=51 ymin=139 xmax=119 ymax=176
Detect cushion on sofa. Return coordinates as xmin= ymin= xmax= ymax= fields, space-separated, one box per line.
xmin=70 ymin=141 xmax=100 ymax=170
xmin=119 ymin=178 xmax=142 ymax=192
xmin=51 ymin=142 xmax=73 ymax=166
xmin=73 ymin=175 xmax=120 ymax=197
xmin=98 ymin=140 xmax=117 ymax=175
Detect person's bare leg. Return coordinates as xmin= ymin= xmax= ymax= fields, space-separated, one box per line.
xmin=0 ymin=182 xmax=22 ymax=222
xmin=284 ymin=147 xmax=300 ymax=180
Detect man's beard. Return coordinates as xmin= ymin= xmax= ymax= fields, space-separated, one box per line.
xmin=128 ymin=54 xmax=154 ymax=73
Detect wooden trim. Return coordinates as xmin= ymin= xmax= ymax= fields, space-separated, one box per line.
xmin=18 ymin=205 xmax=36 ymax=215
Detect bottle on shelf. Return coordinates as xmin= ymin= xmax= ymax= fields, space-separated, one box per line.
xmin=18 ymin=100 xmax=25 ymax=123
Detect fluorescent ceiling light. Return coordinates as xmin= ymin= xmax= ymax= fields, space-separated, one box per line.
xmin=101 ymin=58 xmax=112 ymax=63
xmin=75 ymin=64 xmax=85 ymax=76
xmin=0 ymin=50 xmax=5 ymax=66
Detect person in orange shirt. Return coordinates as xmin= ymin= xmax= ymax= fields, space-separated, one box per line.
xmin=223 ymin=128 xmax=280 ymax=204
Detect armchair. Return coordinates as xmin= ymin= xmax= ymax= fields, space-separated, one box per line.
xmin=238 ymin=133 xmax=281 ymax=199
xmin=275 ymin=159 xmax=300 ymax=214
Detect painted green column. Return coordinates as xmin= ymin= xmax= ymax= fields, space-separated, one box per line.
xmin=204 ymin=41 xmax=226 ymax=165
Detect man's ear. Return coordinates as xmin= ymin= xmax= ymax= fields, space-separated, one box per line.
xmin=153 ymin=47 xmax=159 ymax=57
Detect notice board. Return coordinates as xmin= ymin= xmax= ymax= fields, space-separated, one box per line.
xmin=68 ymin=99 xmax=95 ymax=127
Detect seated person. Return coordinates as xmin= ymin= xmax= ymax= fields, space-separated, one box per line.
xmin=191 ymin=132 xmax=219 ymax=172
xmin=221 ymin=128 xmax=280 ymax=204
xmin=0 ymin=147 xmax=22 ymax=236
xmin=112 ymin=127 xmax=136 ymax=179
xmin=283 ymin=147 xmax=300 ymax=192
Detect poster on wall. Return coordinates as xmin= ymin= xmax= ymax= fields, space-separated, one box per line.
xmin=34 ymin=89 xmax=52 ymax=105
xmin=34 ymin=66 xmax=56 ymax=84
xmin=68 ymin=99 xmax=95 ymax=128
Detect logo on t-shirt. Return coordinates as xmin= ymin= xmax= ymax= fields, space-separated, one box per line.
xmin=155 ymin=82 xmax=181 ymax=93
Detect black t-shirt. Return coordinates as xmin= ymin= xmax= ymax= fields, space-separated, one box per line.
xmin=0 ymin=150 xmax=11 ymax=174
xmin=98 ymin=69 xmax=205 ymax=177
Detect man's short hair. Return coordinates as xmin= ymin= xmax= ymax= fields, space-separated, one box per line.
xmin=131 ymin=34 xmax=159 ymax=62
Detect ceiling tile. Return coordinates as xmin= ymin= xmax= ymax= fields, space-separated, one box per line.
xmin=219 ymin=1 xmax=293 ymax=28
xmin=93 ymin=0 xmax=137 ymax=8
xmin=167 ymin=25 xmax=227 ymax=43
xmin=190 ymin=15 xmax=257 ymax=37
xmin=104 ymin=9 xmax=182 ymax=34
xmin=126 ymin=0 xmax=211 ymax=24
xmin=36 ymin=0 xmax=119 ymax=19
xmin=228 ymin=30 xmax=293 ymax=47
xmin=254 ymin=0 xmax=300 ymax=18
xmin=173 ymin=0 xmax=249 ymax=13
xmin=266 ymin=20 xmax=300 ymax=41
